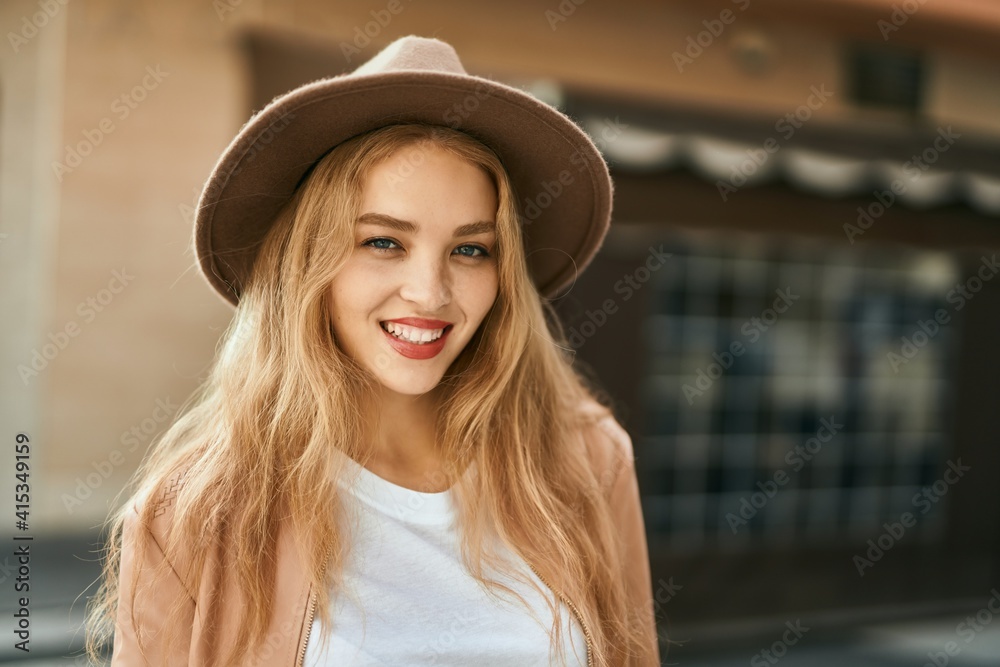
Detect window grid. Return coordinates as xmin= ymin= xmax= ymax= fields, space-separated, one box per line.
xmin=638 ymin=234 xmax=961 ymax=552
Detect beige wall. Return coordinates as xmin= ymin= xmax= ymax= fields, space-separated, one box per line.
xmin=3 ymin=0 xmax=998 ymax=532
xmin=1 ymin=0 xmax=66 ymax=532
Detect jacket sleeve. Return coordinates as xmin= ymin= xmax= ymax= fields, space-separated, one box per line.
xmin=597 ymin=415 xmax=661 ymax=667
xmin=111 ymin=504 xmax=195 ymax=667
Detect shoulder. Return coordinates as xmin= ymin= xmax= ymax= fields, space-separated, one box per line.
xmin=121 ymin=466 xmax=197 ymax=592
xmin=573 ymin=397 xmax=635 ymax=493
xmin=128 ymin=466 xmax=189 ymax=534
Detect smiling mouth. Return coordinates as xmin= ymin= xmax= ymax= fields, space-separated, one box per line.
xmin=379 ymin=321 xmax=454 ymax=345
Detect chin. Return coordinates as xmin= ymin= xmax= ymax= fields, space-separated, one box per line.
xmin=373 ymin=370 xmax=447 ymax=397
xmin=383 ymin=381 xmax=444 ymax=397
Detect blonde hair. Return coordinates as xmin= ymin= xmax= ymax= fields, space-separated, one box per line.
xmin=86 ymin=123 xmax=653 ymax=666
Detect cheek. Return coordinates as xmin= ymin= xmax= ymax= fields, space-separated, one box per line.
xmin=327 ymin=281 xmax=365 ymax=338
xmin=466 ymin=272 xmax=500 ymax=320
xmin=329 ymin=262 xmax=380 ymax=310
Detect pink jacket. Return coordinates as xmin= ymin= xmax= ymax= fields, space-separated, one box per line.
xmin=110 ymin=404 xmax=660 ymax=666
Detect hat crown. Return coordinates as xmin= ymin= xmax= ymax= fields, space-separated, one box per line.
xmin=353 ymin=35 xmax=467 ymax=77
xmin=194 ymin=34 xmax=611 ymax=307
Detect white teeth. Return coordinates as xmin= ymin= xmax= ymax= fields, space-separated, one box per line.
xmin=381 ymin=322 xmax=446 ymax=344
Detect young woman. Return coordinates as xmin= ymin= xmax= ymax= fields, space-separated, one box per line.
xmin=87 ymin=36 xmax=660 ymax=667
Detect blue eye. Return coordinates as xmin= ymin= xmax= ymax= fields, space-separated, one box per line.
xmin=455 ymin=244 xmax=490 ymax=258
xmin=362 ymin=238 xmax=401 ymax=253
xmin=361 ymin=238 xmax=491 ymax=259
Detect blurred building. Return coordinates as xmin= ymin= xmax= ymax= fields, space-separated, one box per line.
xmin=2 ymin=0 xmax=999 ymax=663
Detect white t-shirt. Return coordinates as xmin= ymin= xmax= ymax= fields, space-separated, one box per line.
xmin=303 ymin=450 xmax=590 ymax=666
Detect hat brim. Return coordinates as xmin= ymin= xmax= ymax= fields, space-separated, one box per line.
xmin=194 ymin=69 xmax=612 ymax=306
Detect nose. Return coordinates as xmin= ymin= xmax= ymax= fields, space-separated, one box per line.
xmin=398 ymin=252 xmax=452 ymax=312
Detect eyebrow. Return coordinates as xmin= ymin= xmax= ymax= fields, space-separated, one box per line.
xmin=356 ymin=212 xmax=496 ymax=238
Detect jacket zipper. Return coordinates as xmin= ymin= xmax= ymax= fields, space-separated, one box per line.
xmin=526 ymin=561 xmax=595 ymax=667
xmin=297 ymin=547 xmax=331 ymax=667
xmin=297 ymin=589 xmax=318 ymax=667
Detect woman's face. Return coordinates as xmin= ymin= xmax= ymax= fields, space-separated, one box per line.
xmin=327 ymin=142 xmax=500 ymax=396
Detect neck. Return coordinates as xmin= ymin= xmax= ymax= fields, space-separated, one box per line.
xmin=364 ymin=385 xmax=441 ymax=468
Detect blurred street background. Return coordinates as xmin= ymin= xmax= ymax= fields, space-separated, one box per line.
xmin=2 ymin=0 xmax=999 ymax=664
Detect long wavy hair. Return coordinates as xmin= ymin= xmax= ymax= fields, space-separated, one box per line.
xmin=86 ymin=123 xmax=653 ymax=666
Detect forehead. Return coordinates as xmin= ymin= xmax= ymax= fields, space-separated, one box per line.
xmin=358 ymin=144 xmax=498 ymax=227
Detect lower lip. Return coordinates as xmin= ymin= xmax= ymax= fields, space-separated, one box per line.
xmin=380 ymin=324 xmax=451 ymax=360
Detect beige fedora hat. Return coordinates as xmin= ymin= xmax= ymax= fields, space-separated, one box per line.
xmin=194 ymin=35 xmax=613 ymax=306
